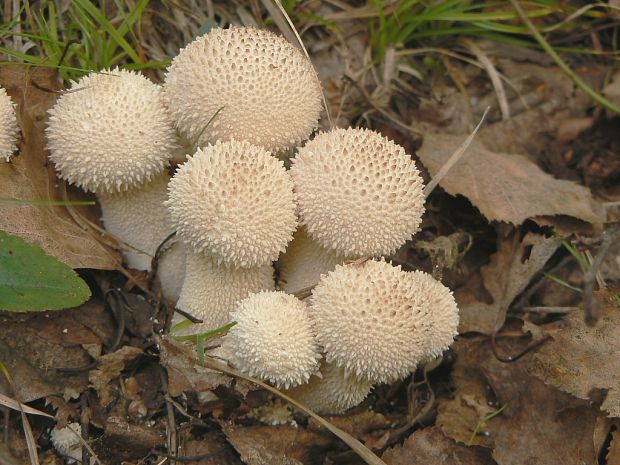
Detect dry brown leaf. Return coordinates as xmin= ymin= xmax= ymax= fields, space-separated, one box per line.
xmin=491 ymin=377 xmax=598 ymax=465
xmin=455 ymin=231 xmax=560 ymax=334
xmin=91 ymin=416 xmax=165 ymax=462
xmin=179 ymin=434 xmax=243 ymax=465
xmin=159 ymin=337 xmax=230 ymax=397
xmin=89 ymin=345 xmax=143 ymax=407
xmin=222 ymin=422 xmax=334 ymax=465
xmin=437 ymin=338 xmax=601 ymax=465
xmin=417 ymin=134 xmax=603 ymax=225
xmin=0 ymin=66 xmax=118 ymax=269
xmin=381 ymin=427 xmax=496 ymax=465
xmin=0 ymin=303 xmax=114 ymax=402
xmin=530 ymin=294 xmax=620 ymax=417
xmin=436 ymin=339 xmax=500 ymax=447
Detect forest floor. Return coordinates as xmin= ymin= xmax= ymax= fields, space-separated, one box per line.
xmin=1 ymin=1 xmax=620 ymax=464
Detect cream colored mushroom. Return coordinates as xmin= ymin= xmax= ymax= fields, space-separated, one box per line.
xmin=46 ymin=69 xmax=181 ymax=297
xmin=174 ymin=253 xmax=274 ymax=333
xmin=222 ymin=291 xmax=320 ymax=389
xmin=290 ymin=127 xmax=425 ymax=258
xmin=0 ymin=87 xmax=18 ymax=162
xmin=166 ymin=140 xmax=297 ymax=268
xmin=164 ymin=26 xmax=323 ymax=152
xmin=277 ymin=226 xmax=346 ymax=295
xmin=285 ymin=360 xmax=374 ymax=415
xmin=309 ymin=260 xmax=459 ymax=383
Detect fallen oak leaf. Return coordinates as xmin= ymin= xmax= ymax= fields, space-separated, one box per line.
xmin=0 ymin=65 xmax=118 ymax=270
xmin=417 ymin=134 xmax=604 ymax=225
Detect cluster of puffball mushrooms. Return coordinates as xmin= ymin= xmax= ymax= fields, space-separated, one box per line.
xmin=1 ymin=26 xmax=459 ymax=416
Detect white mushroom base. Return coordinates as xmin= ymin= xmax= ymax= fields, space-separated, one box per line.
xmin=173 ymin=251 xmax=274 ymax=334
xmin=98 ymin=173 xmax=185 ymax=301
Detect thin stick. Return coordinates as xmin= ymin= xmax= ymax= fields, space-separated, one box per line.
xmin=424 ymin=107 xmax=490 ymax=197
xmin=461 ymin=39 xmax=510 ymax=120
xmin=195 ymin=353 xmax=387 ymax=465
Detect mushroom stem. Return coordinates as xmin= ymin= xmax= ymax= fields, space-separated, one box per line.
xmin=174 ymin=251 xmax=274 ymax=333
xmin=285 ymin=360 xmax=374 ymax=415
xmin=98 ymin=173 xmax=185 ymax=301
xmin=278 ymin=226 xmax=347 ymax=295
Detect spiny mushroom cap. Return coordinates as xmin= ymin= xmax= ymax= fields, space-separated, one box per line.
xmin=310 ymin=260 xmax=458 ymax=383
xmin=408 ymin=270 xmax=459 ymax=358
xmin=166 ymin=140 xmax=297 ymax=268
xmin=223 ymin=291 xmax=321 ymax=389
xmin=278 ymin=226 xmax=346 ymax=295
xmin=46 ymin=69 xmax=177 ymax=194
xmin=285 ymin=361 xmax=374 ymax=415
xmin=164 ymin=26 xmax=323 ymax=152
xmin=290 ymin=128 xmax=425 ymax=257
xmin=175 ymin=252 xmax=274 ymax=333
xmin=0 ymin=87 xmax=18 ymax=162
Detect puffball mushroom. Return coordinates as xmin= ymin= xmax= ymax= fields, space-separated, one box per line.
xmin=166 ymin=140 xmax=297 ymax=268
xmin=290 ymin=127 xmax=425 ymax=258
xmin=46 ymin=69 xmax=179 ymax=291
xmin=310 ymin=260 xmax=459 ymax=383
xmin=0 ymin=87 xmax=18 ymax=162
xmin=222 ymin=291 xmax=320 ymax=389
xmin=164 ymin=26 xmax=323 ymax=151
xmin=98 ymin=173 xmax=185 ymax=301
xmin=47 ymin=69 xmax=176 ymax=194
xmin=285 ymin=361 xmax=374 ymax=415
xmin=278 ymin=226 xmax=346 ymax=295
xmin=175 ymin=253 xmax=274 ymax=332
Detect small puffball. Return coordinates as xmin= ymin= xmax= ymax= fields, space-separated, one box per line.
xmin=166 ymin=140 xmax=297 ymax=268
xmin=278 ymin=226 xmax=346 ymax=295
xmin=285 ymin=361 xmax=374 ymax=415
xmin=222 ymin=291 xmax=321 ymax=389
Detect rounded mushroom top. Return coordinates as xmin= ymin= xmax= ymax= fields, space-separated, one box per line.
xmin=223 ymin=291 xmax=321 ymax=389
xmin=166 ymin=140 xmax=297 ymax=268
xmin=290 ymin=128 xmax=425 ymax=257
xmin=310 ymin=260 xmax=458 ymax=383
xmin=46 ymin=69 xmax=177 ymax=193
xmin=164 ymin=26 xmax=323 ymax=152
xmin=0 ymin=87 xmax=18 ymax=162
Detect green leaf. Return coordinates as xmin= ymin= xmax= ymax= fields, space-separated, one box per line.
xmin=0 ymin=230 xmax=91 ymax=312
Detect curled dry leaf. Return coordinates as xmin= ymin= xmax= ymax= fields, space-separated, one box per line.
xmin=0 ymin=66 xmax=118 ymax=269
xmin=416 ymin=134 xmax=604 ymax=225
xmin=455 ymin=231 xmax=560 ymax=334
xmin=89 ymin=345 xmax=143 ymax=407
xmin=437 ymin=338 xmax=601 ymax=465
xmin=530 ymin=292 xmax=620 ymax=417
xmin=381 ymin=427 xmax=496 ymax=465
xmin=222 ymin=421 xmax=333 ymax=465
